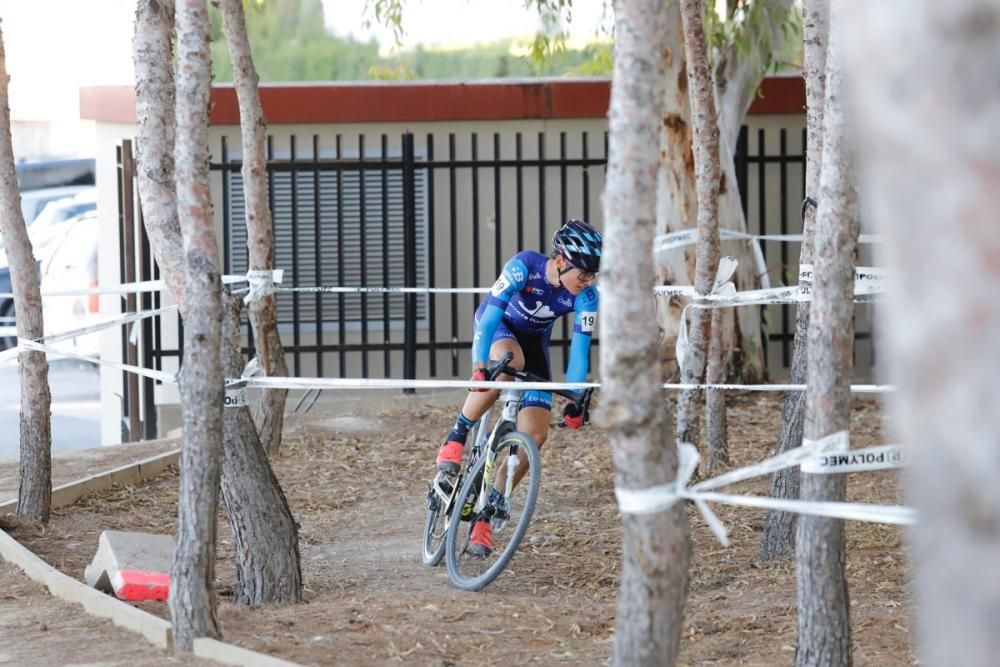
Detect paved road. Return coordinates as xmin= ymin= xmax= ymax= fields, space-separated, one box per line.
xmin=0 ymin=358 xmax=101 ymax=460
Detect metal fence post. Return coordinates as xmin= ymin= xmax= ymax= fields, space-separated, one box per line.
xmin=402 ymin=133 xmax=418 ymax=392
xmin=118 ymin=140 xmax=142 ymax=441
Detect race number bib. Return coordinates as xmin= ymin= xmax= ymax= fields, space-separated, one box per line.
xmin=491 ymin=274 xmax=511 ymax=297
xmin=579 ymin=311 xmax=597 ymax=333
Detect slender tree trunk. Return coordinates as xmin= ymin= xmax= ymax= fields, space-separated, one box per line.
xmin=795 ymin=11 xmax=855 ymax=665
xmin=706 ymin=307 xmax=729 ymax=472
xmin=0 ymin=25 xmax=52 ymax=524
xmin=675 ymin=0 xmax=722 ymax=452
xmin=134 ymin=0 xmax=303 ymax=620
xmin=601 ymin=0 xmax=690 ymax=664
xmin=170 ymin=0 xmax=223 ymax=650
xmin=845 ymin=3 xmax=1000 ymax=665
xmin=219 ymin=293 xmax=302 ymax=605
xmin=759 ymin=0 xmax=829 ymax=563
xmin=219 ymin=0 xmax=289 ymax=456
xmin=133 ymin=0 xmax=187 ymax=316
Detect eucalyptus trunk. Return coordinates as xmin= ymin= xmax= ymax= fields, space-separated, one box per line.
xmin=601 ymin=0 xmax=690 ymax=664
xmin=656 ymin=0 xmax=795 ymax=383
xmin=133 ymin=0 xmax=187 ymax=316
xmin=219 ymin=0 xmax=289 ymax=456
xmin=795 ymin=11 xmax=855 ymax=666
xmin=219 ymin=293 xmax=302 ymax=605
xmin=845 ymin=2 xmax=1000 ymax=665
xmin=675 ymin=0 xmax=722 ymax=452
xmin=169 ymin=0 xmax=223 ymax=650
xmin=759 ymin=0 xmax=829 ymax=564
xmin=0 ymin=25 xmax=52 ymax=524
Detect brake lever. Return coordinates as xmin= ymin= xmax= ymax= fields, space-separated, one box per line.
xmin=487 ymin=351 xmax=515 ymax=381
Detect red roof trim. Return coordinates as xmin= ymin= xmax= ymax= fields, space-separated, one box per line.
xmin=81 ymin=76 xmax=804 ymax=125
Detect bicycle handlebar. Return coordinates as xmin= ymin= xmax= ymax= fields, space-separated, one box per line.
xmin=486 ymin=352 xmax=595 ymax=410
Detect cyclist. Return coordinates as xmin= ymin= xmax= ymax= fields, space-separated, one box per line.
xmin=434 ymin=219 xmax=601 ymax=557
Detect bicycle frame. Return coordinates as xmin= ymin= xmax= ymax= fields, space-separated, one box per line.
xmin=468 ymin=385 xmax=523 ymax=518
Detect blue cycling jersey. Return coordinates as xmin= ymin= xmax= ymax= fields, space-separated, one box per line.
xmin=472 ymin=251 xmax=598 ymax=387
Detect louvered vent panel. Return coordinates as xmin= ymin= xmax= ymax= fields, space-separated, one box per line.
xmin=228 ymin=165 xmax=427 ymax=326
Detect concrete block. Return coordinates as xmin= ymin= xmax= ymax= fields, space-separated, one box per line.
xmin=84 ymin=530 xmax=173 ymax=601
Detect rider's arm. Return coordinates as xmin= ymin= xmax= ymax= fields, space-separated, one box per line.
xmin=471 ymin=256 xmax=529 ymax=365
xmin=565 ymin=285 xmax=599 ymax=389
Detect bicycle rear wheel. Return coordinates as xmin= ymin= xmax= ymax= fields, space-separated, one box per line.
xmin=445 ymin=432 xmax=540 ymax=591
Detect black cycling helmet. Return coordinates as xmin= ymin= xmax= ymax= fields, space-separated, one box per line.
xmin=552 ymin=219 xmax=602 ymax=274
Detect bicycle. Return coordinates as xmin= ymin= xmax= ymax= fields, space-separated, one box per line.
xmin=420 ymin=352 xmax=593 ymax=592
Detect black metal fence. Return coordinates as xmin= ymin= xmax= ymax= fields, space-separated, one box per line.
xmin=117 ymin=125 xmax=874 ymax=439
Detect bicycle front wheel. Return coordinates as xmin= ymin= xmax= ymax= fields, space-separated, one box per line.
xmin=444 ymin=432 xmax=541 ymax=591
xmin=421 ymin=472 xmax=458 ymax=566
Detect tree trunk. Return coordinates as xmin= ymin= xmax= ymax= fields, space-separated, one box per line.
xmin=0 ymin=26 xmax=52 ymax=524
xmin=133 ymin=0 xmax=187 ymax=316
xmin=219 ymin=0 xmax=289 ymax=456
xmin=219 ymin=292 xmax=302 ymax=605
xmin=169 ymin=0 xmax=223 ymax=650
xmin=759 ymin=0 xmax=829 ymax=564
xmin=601 ymin=0 xmax=690 ymax=664
xmin=795 ymin=11 xmax=855 ymax=666
xmin=705 ymin=307 xmax=729 ymax=472
xmin=844 ymin=2 xmax=1000 ymax=665
xmin=675 ymin=0 xmax=722 ymax=452
xmin=656 ymin=0 xmax=794 ymax=383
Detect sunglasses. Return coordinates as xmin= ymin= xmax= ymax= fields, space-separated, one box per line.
xmin=574 ymin=267 xmax=598 ymax=281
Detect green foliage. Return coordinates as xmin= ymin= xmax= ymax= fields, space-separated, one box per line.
xmin=210 ymin=0 xmax=382 ymax=81
xmin=703 ymin=0 xmax=803 ymax=74
xmin=209 ymin=0 xmax=608 ymax=82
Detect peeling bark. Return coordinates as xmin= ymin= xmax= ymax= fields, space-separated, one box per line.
xmin=0 ymin=24 xmax=52 ymax=524
xmin=219 ymin=0 xmax=289 ymax=456
xmin=601 ymin=0 xmax=690 ymax=664
xmin=656 ymin=0 xmax=795 ymax=383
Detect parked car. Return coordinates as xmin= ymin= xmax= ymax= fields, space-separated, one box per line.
xmin=20 ymin=184 xmax=92 ymax=225
xmin=0 ymin=187 xmax=98 ymax=351
xmin=15 ymin=157 xmax=95 ymax=192
xmin=39 ymin=210 xmax=100 ymax=356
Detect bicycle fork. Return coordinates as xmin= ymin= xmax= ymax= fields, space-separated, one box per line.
xmin=473 ymin=387 xmax=522 ymax=518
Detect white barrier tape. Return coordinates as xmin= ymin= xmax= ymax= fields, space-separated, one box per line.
xmin=18 ymin=339 xmax=177 ymax=384
xmin=691 ymin=431 xmax=849 ymax=492
xmin=799 ymin=265 xmax=888 ymax=297
xmin=24 ymin=273 xmax=251 ymax=300
xmin=243 ymin=269 xmax=285 ymax=304
xmin=234 ymin=375 xmax=894 ymax=394
xmin=687 ymin=489 xmax=915 ymax=526
xmin=676 ymin=258 xmax=739 ymax=370
xmin=654 ymin=228 xmax=885 ymax=254
xmin=224 ymin=387 xmax=249 ymax=408
xmin=655 ymin=282 xmax=883 ymax=305
xmin=41 ymin=305 xmax=178 ymax=348
xmin=616 ymin=434 xmax=914 ymax=546
xmin=801 ymin=443 xmax=905 ymax=474
xmin=274 ymin=285 xmax=490 ymax=295
xmin=614 ymin=441 xmax=701 ymax=515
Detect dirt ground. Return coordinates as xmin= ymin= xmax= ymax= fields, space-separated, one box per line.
xmin=7 ymin=392 xmax=915 ymax=666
